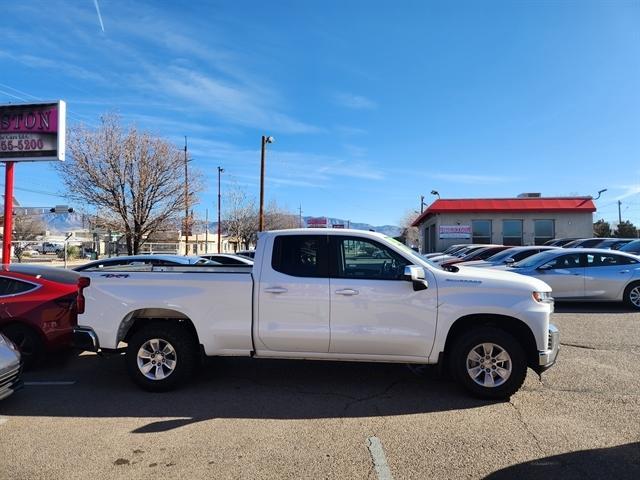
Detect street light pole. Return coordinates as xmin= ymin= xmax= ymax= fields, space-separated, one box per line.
xmin=217 ymin=166 xmax=224 ymax=253
xmin=259 ymin=135 xmax=274 ymax=232
xmin=184 ymin=136 xmax=189 ymax=256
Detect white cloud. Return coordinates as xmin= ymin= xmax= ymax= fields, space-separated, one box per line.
xmin=615 ymin=184 xmax=640 ymax=200
xmin=334 ymin=93 xmax=377 ymax=110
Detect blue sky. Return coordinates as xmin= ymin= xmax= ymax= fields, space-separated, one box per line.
xmin=1 ymin=0 xmax=639 ymax=227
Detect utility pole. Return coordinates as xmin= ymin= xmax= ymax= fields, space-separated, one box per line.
xmin=618 ymin=200 xmax=622 ymax=224
xmin=298 ymin=204 xmax=303 ymax=228
xmin=184 ymin=136 xmax=189 ymax=255
xmin=217 ymin=166 xmax=224 ymax=253
xmin=259 ymin=135 xmax=274 ymax=232
xmin=420 ymin=195 xmax=425 ymax=214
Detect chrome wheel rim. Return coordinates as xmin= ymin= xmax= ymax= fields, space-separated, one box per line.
xmin=137 ymin=338 xmax=177 ymax=380
xmin=466 ymin=343 xmax=512 ymax=388
xmin=629 ymin=286 xmax=640 ymax=308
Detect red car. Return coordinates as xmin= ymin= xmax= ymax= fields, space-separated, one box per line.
xmin=0 ymin=265 xmax=90 ymax=368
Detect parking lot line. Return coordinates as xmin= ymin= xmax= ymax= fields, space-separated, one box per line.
xmin=24 ymin=381 xmax=76 ymax=386
xmin=367 ymin=436 xmax=394 ymax=480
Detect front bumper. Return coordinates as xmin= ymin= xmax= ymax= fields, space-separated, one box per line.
xmin=72 ymin=326 xmax=100 ymax=352
xmin=534 ymin=323 xmax=560 ymax=373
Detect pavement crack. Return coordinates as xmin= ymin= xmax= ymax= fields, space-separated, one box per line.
xmin=508 ymin=400 xmax=545 ymax=456
xmin=343 ymin=381 xmax=401 ymax=413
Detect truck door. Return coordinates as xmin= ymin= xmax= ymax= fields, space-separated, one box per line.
xmin=328 ymin=235 xmax=437 ymax=358
xmin=256 ymin=234 xmax=330 ymax=353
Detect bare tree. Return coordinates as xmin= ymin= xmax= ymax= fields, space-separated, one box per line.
xmin=264 ymin=200 xmax=299 ymax=231
xmin=222 ymin=187 xmax=299 ymax=250
xmin=57 ymin=114 xmax=203 ymax=255
xmin=223 ymin=186 xmax=258 ymax=250
xmin=5 ymin=214 xmax=46 ymax=262
xmin=399 ymin=210 xmax=420 ymax=248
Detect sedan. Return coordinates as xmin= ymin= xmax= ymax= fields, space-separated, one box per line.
xmin=0 ymin=333 xmax=22 ymax=400
xmin=441 ymin=245 xmax=511 ymax=267
xmin=502 ymin=248 xmax=640 ymax=309
xmin=463 ymin=246 xmax=559 ymax=268
xmin=0 ymin=265 xmax=90 ymax=367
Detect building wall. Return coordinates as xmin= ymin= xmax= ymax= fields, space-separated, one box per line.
xmin=418 ymin=212 xmax=593 ymax=253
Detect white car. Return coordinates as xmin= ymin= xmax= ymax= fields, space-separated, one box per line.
xmin=73 ymin=254 xmax=217 ymax=271
xmin=0 ymin=333 xmax=22 ymax=401
xmin=75 ymin=229 xmax=559 ymax=400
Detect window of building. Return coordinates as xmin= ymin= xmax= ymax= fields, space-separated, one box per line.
xmin=502 ymin=220 xmax=523 ymax=246
xmin=472 ymin=220 xmax=492 ymax=244
xmin=534 ymin=219 xmax=554 ymax=246
xmin=271 ymin=235 xmax=328 ymax=277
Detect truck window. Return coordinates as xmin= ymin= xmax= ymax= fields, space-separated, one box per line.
xmin=332 ymin=237 xmax=409 ymax=280
xmin=271 ymin=235 xmax=328 ymax=277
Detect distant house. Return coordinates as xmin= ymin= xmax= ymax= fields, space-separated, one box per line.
xmin=412 ymin=194 xmax=596 ymax=253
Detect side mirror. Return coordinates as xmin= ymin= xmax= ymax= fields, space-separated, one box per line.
xmin=537 ymin=264 xmax=552 ymax=271
xmin=504 ymin=258 xmax=515 ymax=265
xmin=403 ymin=265 xmax=428 ymax=291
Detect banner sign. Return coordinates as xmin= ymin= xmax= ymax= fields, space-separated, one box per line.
xmin=439 ymin=225 xmax=471 ymax=239
xmin=0 ymin=101 xmax=66 ymax=161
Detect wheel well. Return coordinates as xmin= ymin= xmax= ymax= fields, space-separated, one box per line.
xmin=118 ymin=309 xmax=200 ymax=347
xmin=0 ymin=320 xmax=46 ymax=345
xmin=443 ymin=314 xmax=539 ymax=368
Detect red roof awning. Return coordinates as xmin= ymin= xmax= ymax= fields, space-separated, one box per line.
xmin=412 ymin=197 xmax=596 ymax=226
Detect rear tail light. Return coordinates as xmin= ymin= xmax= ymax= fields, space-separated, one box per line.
xmin=77 ymin=277 xmax=90 ymax=314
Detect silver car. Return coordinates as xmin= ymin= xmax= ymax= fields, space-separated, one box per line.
xmin=502 ymin=248 xmax=640 ymax=309
xmin=0 ymin=333 xmax=22 ymax=401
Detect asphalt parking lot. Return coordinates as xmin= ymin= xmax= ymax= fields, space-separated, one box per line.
xmin=1 ymin=303 xmax=639 ymax=480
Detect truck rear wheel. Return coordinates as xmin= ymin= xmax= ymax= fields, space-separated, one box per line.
xmin=125 ymin=323 xmax=198 ymax=392
xmin=450 ymin=326 xmax=527 ymax=400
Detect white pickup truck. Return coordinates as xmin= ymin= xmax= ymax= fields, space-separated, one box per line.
xmin=74 ymin=229 xmax=559 ymax=399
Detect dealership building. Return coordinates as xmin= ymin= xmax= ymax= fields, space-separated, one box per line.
xmin=412 ymin=194 xmax=596 ymax=253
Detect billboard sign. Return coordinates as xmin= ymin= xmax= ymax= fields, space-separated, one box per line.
xmin=439 ymin=225 xmax=471 ymax=239
xmin=307 ymin=217 xmax=328 ymax=228
xmin=0 ymin=101 xmax=66 ymax=161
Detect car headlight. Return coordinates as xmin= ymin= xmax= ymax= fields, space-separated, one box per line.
xmin=0 ymin=333 xmax=19 ymax=352
xmin=532 ymin=291 xmax=553 ymax=303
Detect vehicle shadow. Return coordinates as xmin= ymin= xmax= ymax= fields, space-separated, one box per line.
xmin=553 ymin=301 xmax=636 ymax=314
xmin=1 ymin=353 xmax=496 ymax=432
xmin=485 ymin=442 xmax=640 ymax=480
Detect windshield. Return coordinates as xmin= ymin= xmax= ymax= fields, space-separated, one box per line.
xmin=620 ymin=240 xmax=640 ymax=253
xmin=511 ymin=250 xmax=558 ymax=269
xmin=485 ymin=248 xmax=518 ymax=263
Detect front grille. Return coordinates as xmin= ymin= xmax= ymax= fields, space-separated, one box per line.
xmin=0 ymin=365 xmax=21 ymax=391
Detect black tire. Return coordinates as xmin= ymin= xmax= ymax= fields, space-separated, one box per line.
xmin=125 ymin=322 xmax=198 ymax=392
xmin=449 ymin=326 xmax=527 ymax=400
xmin=624 ymin=282 xmax=640 ymax=311
xmin=1 ymin=323 xmax=44 ymax=370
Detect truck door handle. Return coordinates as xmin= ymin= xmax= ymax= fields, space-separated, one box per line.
xmin=335 ymin=288 xmax=359 ymax=296
xmin=264 ymin=287 xmax=288 ymax=294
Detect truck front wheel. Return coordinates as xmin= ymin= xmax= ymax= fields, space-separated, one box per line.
xmin=125 ymin=323 xmax=198 ymax=392
xmin=450 ymin=327 xmax=527 ymax=400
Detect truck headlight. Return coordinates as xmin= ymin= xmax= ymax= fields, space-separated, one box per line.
xmin=0 ymin=333 xmax=19 ymax=352
xmin=532 ymin=291 xmax=553 ymax=303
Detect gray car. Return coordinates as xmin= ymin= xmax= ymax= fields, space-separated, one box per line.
xmin=499 ymin=248 xmax=640 ymax=309
xmin=0 ymin=333 xmax=22 ymax=401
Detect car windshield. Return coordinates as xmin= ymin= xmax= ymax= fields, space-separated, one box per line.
xmin=620 ymin=240 xmax=640 ymax=253
xmin=485 ymin=248 xmax=518 ymax=262
xmin=510 ymin=250 xmax=558 ymax=269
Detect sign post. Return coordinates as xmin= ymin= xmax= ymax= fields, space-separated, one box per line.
xmin=1 ymin=101 xmax=66 ymax=264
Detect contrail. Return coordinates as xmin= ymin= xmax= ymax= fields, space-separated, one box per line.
xmin=93 ymin=0 xmax=105 ymax=32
